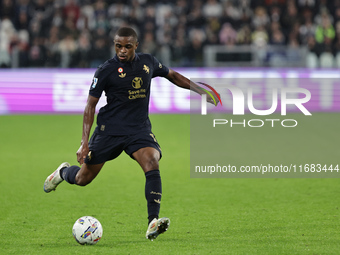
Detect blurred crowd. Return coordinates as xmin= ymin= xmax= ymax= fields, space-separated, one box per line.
xmin=1 ymin=0 xmax=340 ymax=68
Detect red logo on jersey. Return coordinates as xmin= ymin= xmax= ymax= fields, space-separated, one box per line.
xmin=118 ymin=67 xmax=123 ymax=73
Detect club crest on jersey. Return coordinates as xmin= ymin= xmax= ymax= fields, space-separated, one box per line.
xmin=143 ymin=65 xmax=149 ymax=74
xmin=132 ymin=77 xmax=143 ymax=89
xmin=118 ymin=67 xmax=126 ymax=78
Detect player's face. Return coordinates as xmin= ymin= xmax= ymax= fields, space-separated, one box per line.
xmin=114 ymin=35 xmax=139 ymax=63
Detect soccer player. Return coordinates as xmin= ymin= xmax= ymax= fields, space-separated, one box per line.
xmin=43 ymin=27 xmax=218 ymax=241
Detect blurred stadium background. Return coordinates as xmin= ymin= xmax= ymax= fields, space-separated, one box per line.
xmin=1 ymin=0 xmax=340 ymax=115
xmin=0 ymin=0 xmax=340 ymax=68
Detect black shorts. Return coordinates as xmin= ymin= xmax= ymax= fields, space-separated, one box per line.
xmin=84 ymin=131 xmax=162 ymax=165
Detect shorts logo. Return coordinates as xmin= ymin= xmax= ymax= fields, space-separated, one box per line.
xmin=150 ymin=133 xmax=157 ymax=142
xmin=91 ymin=78 xmax=98 ymax=89
xmin=132 ymin=77 xmax=143 ymax=89
xmin=87 ymin=151 xmax=92 ymax=161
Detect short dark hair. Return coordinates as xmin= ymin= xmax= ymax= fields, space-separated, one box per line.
xmin=115 ymin=27 xmax=138 ymax=41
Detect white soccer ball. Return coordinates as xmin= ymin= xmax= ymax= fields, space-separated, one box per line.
xmin=72 ymin=216 xmax=103 ymax=245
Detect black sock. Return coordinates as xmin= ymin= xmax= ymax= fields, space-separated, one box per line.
xmin=60 ymin=165 xmax=80 ymax=184
xmin=145 ymin=170 xmax=162 ymax=224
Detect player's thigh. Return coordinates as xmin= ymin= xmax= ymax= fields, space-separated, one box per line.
xmin=125 ymin=131 xmax=162 ymax=172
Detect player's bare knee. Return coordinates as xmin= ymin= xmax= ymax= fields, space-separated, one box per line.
xmin=145 ymin=155 xmax=159 ymax=170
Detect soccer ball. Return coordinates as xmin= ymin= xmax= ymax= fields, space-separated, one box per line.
xmin=72 ymin=216 xmax=103 ymax=245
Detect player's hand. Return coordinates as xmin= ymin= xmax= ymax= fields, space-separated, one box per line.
xmin=207 ymin=92 xmax=220 ymax=106
xmin=77 ymin=142 xmax=89 ymax=165
xmin=196 ymin=82 xmax=221 ymax=106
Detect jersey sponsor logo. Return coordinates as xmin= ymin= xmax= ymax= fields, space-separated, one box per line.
xmin=128 ymin=89 xmax=146 ymax=100
xmin=143 ymin=65 xmax=150 ymax=74
xmin=132 ymin=77 xmax=143 ymax=89
xmin=119 ymin=73 xmax=126 ymax=78
xmin=118 ymin=67 xmax=123 ymax=73
xmin=91 ymin=77 xmax=98 ymax=89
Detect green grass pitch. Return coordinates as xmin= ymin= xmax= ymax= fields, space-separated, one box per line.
xmin=0 ymin=114 xmax=339 ymax=254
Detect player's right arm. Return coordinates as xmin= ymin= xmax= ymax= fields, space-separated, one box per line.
xmin=77 ymin=62 xmax=109 ymax=164
xmin=77 ymin=95 xmax=99 ymax=165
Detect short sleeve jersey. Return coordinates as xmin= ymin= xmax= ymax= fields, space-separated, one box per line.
xmin=89 ymin=53 xmax=169 ymax=135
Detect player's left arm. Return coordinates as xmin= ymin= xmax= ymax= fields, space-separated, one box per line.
xmin=165 ymin=69 xmax=220 ymax=105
